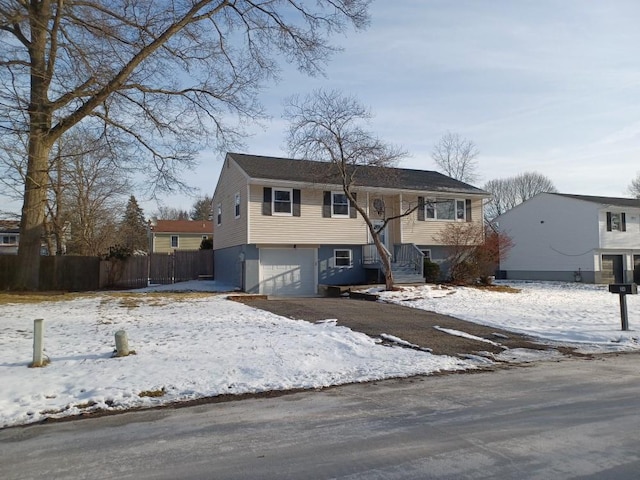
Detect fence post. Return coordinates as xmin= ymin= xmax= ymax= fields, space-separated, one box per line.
xmin=30 ymin=319 xmax=47 ymax=368
xmin=114 ymin=330 xmax=130 ymax=357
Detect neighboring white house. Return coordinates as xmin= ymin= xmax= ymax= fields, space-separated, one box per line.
xmin=212 ymin=152 xmax=490 ymax=296
xmin=496 ymin=193 xmax=640 ymax=284
xmin=0 ymin=220 xmax=20 ymax=255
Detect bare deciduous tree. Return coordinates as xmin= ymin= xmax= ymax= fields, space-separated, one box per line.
xmin=431 ymin=132 xmax=480 ymax=184
xmin=484 ymin=171 xmax=557 ymax=220
xmin=154 ymin=207 xmax=190 ymax=221
xmin=628 ymin=173 xmax=640 ymax=199
xmin=284 ymin=89 xmax=410 ymax=290
xmin=437 ymin=222 xmax=513 ymax=285
xmin=0 ymin=0 xmax=371 ymax=289
xmin=52 ymin=130 xmax=130 ymax=256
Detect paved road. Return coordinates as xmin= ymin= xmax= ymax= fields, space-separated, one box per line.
xmin=3 ymin=354 xmax=640 ymax=479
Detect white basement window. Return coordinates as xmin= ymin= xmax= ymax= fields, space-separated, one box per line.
xmin=334 ymin=249 xmax=353 ymax=268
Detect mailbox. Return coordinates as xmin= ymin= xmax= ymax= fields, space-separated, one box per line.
xmin=608 ymin=283 xmax=638 ymax=294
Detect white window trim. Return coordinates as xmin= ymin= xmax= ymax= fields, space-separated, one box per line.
xmin=421 ymin=249 xmax=432 ymax=261
xmin=234 ymin=192 xmax=241 ymax=219
xmin=334 ymin=249 xmax=353 ymax=268
xmin=216 ymin=203 xmax=222 ymax=226
xmin=272 ymin=188 xmax=293 ymax=216
xmin=331 ymin=191 xmax=350 ymax=218
xmin=171 ymin=235 xmax=179 ymax=248
xmin=425 ymin=198 xmax=466 ymax=221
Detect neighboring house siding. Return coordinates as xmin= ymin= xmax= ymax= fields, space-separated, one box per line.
xmin=248 ymin=185 xmax=368 ymax=245
xmin=599 ymin=208 xmax=640 ymax=249
xmin=498 ymin=194 xmax=600 ymax=276
xmin=213 ymin=159 xmax=249 ymax=250
xmin=153 ymin=234 xmax=206 ymax=253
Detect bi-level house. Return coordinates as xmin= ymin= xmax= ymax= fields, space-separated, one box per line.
xmin=496 ymin=193 xmax=640 ymax=284
xmin=213 ymin=153 xmax=489 ymax=296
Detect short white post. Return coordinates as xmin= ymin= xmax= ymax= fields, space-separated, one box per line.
xmin=114 ymin=330 xmax=130 ymax=357
xmin=30 ymin=318 xmax=46 ymax=368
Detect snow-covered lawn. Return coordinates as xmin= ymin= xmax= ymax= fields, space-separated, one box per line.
xmin=376 ymin=281 xmax=640 ymax=350
xmin=2 ymin=280 xmax=638 ymax=428
xmin=0 ymin=283 xmax=472 ymax=428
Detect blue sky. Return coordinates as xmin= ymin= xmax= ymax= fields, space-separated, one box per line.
xmin=4 ymin=1 xmax=640 ymax=217
xmin=167 ymin=0 xmax=640 ymax=215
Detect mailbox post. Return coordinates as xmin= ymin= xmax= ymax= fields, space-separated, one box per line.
xmin=608 ymin=283 xmax=637 ymax=331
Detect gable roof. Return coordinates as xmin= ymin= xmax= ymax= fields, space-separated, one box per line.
xmin=550 ymin=193 xmax=640 ymax=208
xmin=0 ymin=220 xmax=20 ymax=233
xmin=150 ymin=220 xmax=213 ymax=234
xmin=228 ymin=153 xmax=488 ymax=196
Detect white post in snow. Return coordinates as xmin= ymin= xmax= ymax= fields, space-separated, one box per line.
xmin=114 ymin=330 xmax=130 ymax=357
xmin=30 ymin=318 xmax=46 ymax=368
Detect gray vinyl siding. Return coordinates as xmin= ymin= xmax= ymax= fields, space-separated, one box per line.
xmin=214 ymin=244 xmax=259 ymax=291
xmin=318 ymin=245 xmax=367 ymax=285
xmin=503 ymin=270 xmax=596 ymax=284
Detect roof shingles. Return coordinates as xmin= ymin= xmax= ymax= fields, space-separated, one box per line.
xmin=228 ymin=153 xmax=488 ymax=196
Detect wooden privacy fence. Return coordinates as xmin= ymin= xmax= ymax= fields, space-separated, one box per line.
xmin=148 ymin=250 xmax=214 ymax=285
xmin=0 ymin=249 xmax=214 ymax=291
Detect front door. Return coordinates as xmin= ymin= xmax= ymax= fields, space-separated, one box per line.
xmin=371 ymin=220 xmax=390 ymax=252
xmin=602 ymin=254 xmax=624 ymax=284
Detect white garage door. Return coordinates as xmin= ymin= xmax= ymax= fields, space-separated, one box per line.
xmin=259 ymin=248 xmax=317 ymax=296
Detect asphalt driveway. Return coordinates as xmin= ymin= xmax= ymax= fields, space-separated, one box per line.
xmin=235 ymin=296 xmax=552 ymax=358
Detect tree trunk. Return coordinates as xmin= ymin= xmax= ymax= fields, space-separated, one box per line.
xmin=16 ymin=139 xmax=51 ymax=289
xmin=16 ymin=4 xmax=53 ymax=290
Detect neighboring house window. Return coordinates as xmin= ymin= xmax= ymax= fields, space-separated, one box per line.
xmin=273 ymin=188 xmax=293 ymax=215
xmin=171 ymin=235 xmax=179 ymax=248
xmin=2 ymin=235 xmax=17 ymax=244
xmin=217 ymin=203 xmax=222 ymax=226
xmin=332 ymin=192 xmax=349 ymax=217
xmin=607 ymin=212 xmax=626 ymax=232
xmin=234 ymin=192 xmax=241 ymax=218
xmin=424 ymin=198 xmax=467 ymax=221
xmin=421 ymin=249 xmax=432 ymax=261
xmin=334 ymin=249 xmax=353 ymax=268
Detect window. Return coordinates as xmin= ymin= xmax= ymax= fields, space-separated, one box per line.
xmin=171 ymin=235 xmax=179 ymax=248
xmin=216 ymin=203 xmax=222 ymax=226
xmin=202 ymin=235 xmax=208 ymax=240
xmin=273 ymin=188 xmax=293 ymax=215
xmin=607 ymin=212 xmax=626 ymax=232
xmin=332 ymin=192 xmax=349 ymax=217
xmin=234 ymin=192 xmax=241 ymax=218
xmin=425 ymin=198 xmax=466 ymax=221
xmin=421 ymin=249 xmax=432 ymax=261
xmin=334 ymin=249 xmax=353 ymax=268
xmin=2 ymin=235 xmax=17 ymax=244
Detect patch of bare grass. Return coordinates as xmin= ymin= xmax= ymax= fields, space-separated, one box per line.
xmin=469 ymin=284 xmax=521 ymax=293
xmin=139 ymin=387 xmax=166 ymax=398
xmin=0 ymin=291 xmax=218 ymax=306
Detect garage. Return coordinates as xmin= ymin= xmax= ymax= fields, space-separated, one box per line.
xmin=259 ymin=248 xmax=317 ymax=296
